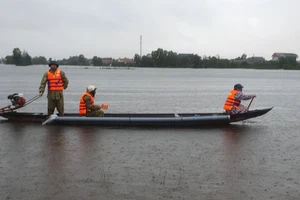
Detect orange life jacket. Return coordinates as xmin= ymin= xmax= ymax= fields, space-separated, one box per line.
xmin=47 ymin=69 xmax=64 ymax=91
xmin=79 ymin=92 xmax=94 ymax=115
xmin=223 ymin=89 xmax=241 ymax=111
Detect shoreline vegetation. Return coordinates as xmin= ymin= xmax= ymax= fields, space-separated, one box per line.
xmin=1 ymin=47 xmax=299 ymax=70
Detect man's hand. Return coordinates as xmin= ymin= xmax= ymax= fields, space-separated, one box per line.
xmin=39 ymin=91 xmax=44 ymax=97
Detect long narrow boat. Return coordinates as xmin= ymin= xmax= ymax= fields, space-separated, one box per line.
xmin=0 ymin=107 xmax=272 ymax=127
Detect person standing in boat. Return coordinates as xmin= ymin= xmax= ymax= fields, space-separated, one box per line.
xmin=79 ymin=85 xmax=105 ymax=117
xmin=223 ymin=83 xmax=256 ymax=114
xmin=39 ymin=61 xmax=69 ymax=116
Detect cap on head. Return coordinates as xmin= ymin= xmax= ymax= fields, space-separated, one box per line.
xmin=234 ymin=83 xmax=244 ymax=90
xmin=87 ymin=85 xmax=97 ymax=92
xmin=48 ymin=61 xmax=59 ymax=67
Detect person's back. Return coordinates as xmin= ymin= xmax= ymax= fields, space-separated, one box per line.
xmin=223 ymin=84 xmax=256 ymax=114
xmin=79 ymin=85 xmax=104 ymax=117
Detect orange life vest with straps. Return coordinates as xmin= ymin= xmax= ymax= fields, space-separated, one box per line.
xmin=79 ymin=92 xmax=94 ymax=115
xmin=47 ymin=69 xmax=64 ymax=91
xmin=223 ymin=89 xmax=241 ymax=111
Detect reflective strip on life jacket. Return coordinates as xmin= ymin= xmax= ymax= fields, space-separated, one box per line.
xmin=47 ymin=69 xmax=64 ymax=91
xmin=79 ymin=92 xmax=94 ymax=115
xmin=223 ymin=89 xmax=241 ymax=111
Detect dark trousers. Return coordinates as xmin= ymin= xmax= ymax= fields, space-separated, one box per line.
xmin=48 ymin=97 xmax=64 ymax=116
xmin=86 ymin=110 xmax=104 ymax=117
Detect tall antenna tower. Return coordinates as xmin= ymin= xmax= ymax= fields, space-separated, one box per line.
xmin=140 ymin=35 xmax=142 ymax=58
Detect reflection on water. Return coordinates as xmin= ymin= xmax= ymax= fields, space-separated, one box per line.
xmin=45 ymin=126 xmax=67 ymax=147
xmin=222 ymin=124 xmax=250 ymax=144
xmin=5 ymin=123 xmax=27 ymax=143
xmin=76 ymin=127 xmax=101 ymax=168
xmin=43 ymin=126 xmax=68 ymax=183
xmin=77 ymin=127 xmax=99 ymax=146
xmin=1 ymin=66 xmax=300 ymax=199
xmin=221 ymin=125 xmax=251 ymax=199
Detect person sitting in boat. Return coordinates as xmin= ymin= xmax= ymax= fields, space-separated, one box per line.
xmin=223 ymin=83 xmax=256 ymax=114
xmin=7 ymin=93 xmax=26 ymax=108
xmin=79 ymin=85 xmax=105 ymax=117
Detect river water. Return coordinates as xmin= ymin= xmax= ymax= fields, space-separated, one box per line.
xmin=0 ymin=64 xmax=299 ymax=200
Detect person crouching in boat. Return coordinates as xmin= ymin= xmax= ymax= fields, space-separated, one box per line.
xmin=79 ymin=85 xmax=105 ymax=117
xmin=223 ymin=84 xmax=256 ymax=114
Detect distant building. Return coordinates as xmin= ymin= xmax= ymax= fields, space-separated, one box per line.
xmin=101 ymin=57 xmax=113 ymax=65
xmin=117 ymin=58 xmax=134 ymax=64
xmin=246 ymin=56 xmax=265 ymax=64
xmin=272 ymin=53 xmax=298 ymax=61
xmin=232 ymin=59 xmax=246 ymax=65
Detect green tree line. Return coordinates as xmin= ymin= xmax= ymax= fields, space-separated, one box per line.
xmin=1 ymin=47 xmax=299 ymax=69
xmin=133 ymin=48 xmax=300 ymax=70
xmin=1 ymin=48 xmax=104 ymax=66
xmin=3 ymin=48 xmax=48 ymax=66
xmin=4 ymin=48 xmax=33 ymax=66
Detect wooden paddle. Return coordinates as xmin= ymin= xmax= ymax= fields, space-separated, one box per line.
xmin=247 ymin=97 xmax=255 ymax=110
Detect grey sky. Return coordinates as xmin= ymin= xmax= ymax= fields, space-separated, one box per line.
xmin=1 ymin=0 xmax=299 ymax=60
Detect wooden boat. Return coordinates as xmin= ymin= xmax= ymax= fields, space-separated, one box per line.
xmin=0 ymin=107 xmax=273 ymax=127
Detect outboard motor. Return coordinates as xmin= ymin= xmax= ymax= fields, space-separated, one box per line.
xmin=7 ymin=93 xmax=26 ymax=107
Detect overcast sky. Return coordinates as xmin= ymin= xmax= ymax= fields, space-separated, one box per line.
xmin=1 ymin=0 xmax=299 ymax=60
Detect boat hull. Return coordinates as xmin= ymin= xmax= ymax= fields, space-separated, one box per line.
xmin=46 ymin=115 xmax=231 ymax=127
xmin=0 ymin=108 xmax=272 ymax=127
